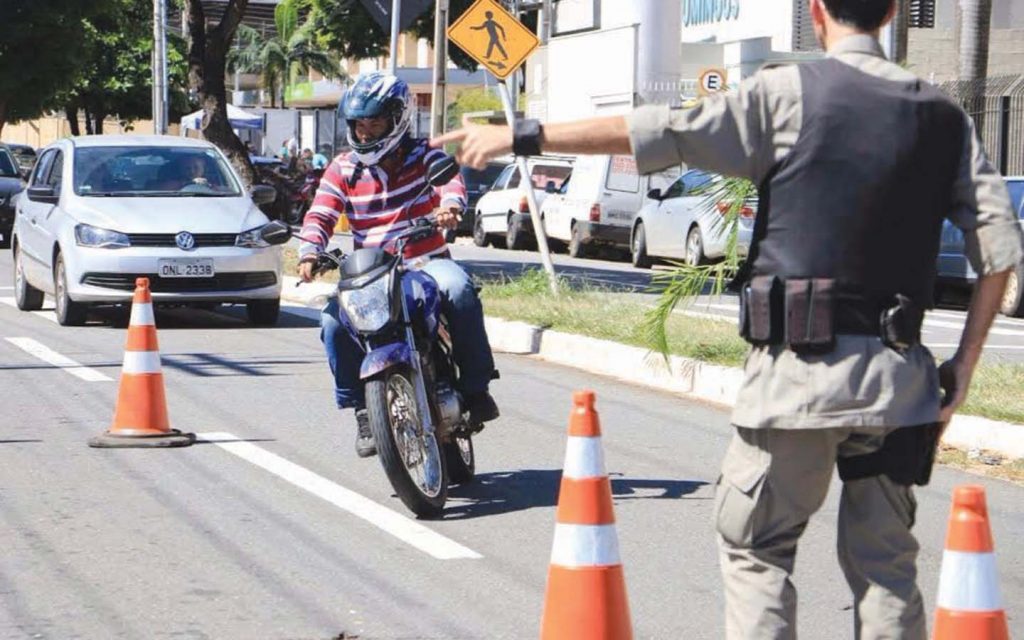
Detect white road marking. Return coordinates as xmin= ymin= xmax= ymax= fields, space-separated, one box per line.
xmin=4 ymin=337 xmax=113 ymax=382
xmin=927 ymin=343 xmax=1024 ymax=351
xmin=0 ymin=286 xmax=13 ymax=291
xmin=197 ymin=432 xmax=482 ymax=561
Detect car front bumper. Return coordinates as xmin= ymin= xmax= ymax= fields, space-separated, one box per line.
xmin=65 ymin=245 xmax=283 ymax=303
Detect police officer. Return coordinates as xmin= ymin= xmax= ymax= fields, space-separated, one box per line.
xmin=435 ymin=0 xmax=1024 ymax=637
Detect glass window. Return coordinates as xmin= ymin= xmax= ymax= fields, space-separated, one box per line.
xmin=681 ymin=170 xmax=713 ymax=194
xmin=46 ymin=151 xmax=64 ymax=195
xmin=462 ymin=163 xmax=505 ymax=190
xmin=605 ymin=155 xmax=640 ymax=193
xmin=506 ymin=168 xmax=522 ymax=189
xmin=1005 ymin=179 xmax=1024 ymax=220
xmin=73 ymin=146 xmax=241 ymax=197
xmin=531 ymin=164 xmax=571 ymax=191
xmin=0 ymin=149 xmax=19 ymax=178
xmin=30 ymin=150 xmax=56 ymax=187
xmin=493 ymin=165 xmax=515 ymax=190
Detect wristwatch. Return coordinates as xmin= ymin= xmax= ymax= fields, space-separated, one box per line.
xmin=513 ymin=119 xmax=544 ymax=157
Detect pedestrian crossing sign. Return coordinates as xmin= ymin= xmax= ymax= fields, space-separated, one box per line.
xmin=447 ymin=0 xmax=539 ymax=80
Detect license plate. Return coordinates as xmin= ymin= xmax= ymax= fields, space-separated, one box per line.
xmin=158 ymin=259 xmax=215 ymax=278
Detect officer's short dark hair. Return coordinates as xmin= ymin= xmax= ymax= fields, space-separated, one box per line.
xmin=822 ymin=0 xmax=893 ymax=31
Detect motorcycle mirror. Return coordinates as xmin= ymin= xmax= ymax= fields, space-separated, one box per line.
xmin=426 ymin=156 xmax=460 ymax=187
xmin=259 ymin=220 xmax=292 ymax=245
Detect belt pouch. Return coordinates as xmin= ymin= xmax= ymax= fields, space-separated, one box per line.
xmin=741 ymin=276 xmax=778 ymax=344
xmin=785 ymin=278 xmax=835 ymax=352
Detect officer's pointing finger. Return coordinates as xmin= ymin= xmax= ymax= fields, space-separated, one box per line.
xmin=430 ymin=128 xmax=465 ymax=149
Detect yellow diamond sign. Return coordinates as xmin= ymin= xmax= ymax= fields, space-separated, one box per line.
xmin=448 ymin=0 xmax=539 ymax=80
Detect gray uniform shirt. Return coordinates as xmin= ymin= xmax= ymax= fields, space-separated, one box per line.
xmin=627 ymin=35 xmax=1024 ymax=429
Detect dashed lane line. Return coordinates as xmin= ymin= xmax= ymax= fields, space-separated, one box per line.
xmin=196 ymin=432 xmax=483 ymax=561
xmin=4 ymin=337 xmax=113 ymax=382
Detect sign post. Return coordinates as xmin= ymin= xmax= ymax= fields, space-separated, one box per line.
xmin=448 ymin=0 xmax=557 ymax=293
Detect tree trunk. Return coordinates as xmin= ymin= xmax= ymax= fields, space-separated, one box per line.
xmin=184 ymin=0 xmax=257 ymax=187
xmin=0 ymin=101 xmax=7 ymax=137
xmin=94 ymin=110 xmax=107 ymax=135
xmin=65 ymin=104 xmax=81 ymax=136
xmin=957 ymin=0 xmax=993 ymax=132
xmin=891 ymin=0 xmax=910 ymax=65
xmin=84 ymin=106 xmax=95 ymax=135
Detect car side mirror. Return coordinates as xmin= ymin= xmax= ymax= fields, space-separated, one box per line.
xmin=259 ymin=220 xmax=292 ymax=245
xmin=545 ymin=181 xmax=557 ymax=194
xmin=27 ymin=185 xmax=59 ymax=204
xmin=250 ymin=184 xmax=277 ymax=206
xmin=647 ymin=188 xmax=663 ymax=201
xmin=427 ymin=156 xmax=460 ymax=187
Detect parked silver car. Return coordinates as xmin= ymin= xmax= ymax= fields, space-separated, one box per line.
xmin=936 ymin=176 xmax=1024 ymax=316
xmin=11 ymin=135 xmax=283 ymax=326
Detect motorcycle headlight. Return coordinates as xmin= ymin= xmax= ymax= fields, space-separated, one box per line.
xmin=74 ymin=223 xmax=130 ymax=249
xmin=235 ymin=227 xmax=270 ymax=248
xmin=340 ymin=275 xmax=391 ymax=333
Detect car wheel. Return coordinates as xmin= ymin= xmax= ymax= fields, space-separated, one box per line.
xmin=1001 ymin=262 xmax=1024 ymax=317
xmin=54 ymin=252 xmax=88 ymax=326
xmin=247 ymin=299 xmax=281 ymax=326
xmin=568 ymin=223 xmax=588 ymax=259
xmin=13 ymin=243 xmax=44 ymax=311
xmin=507 ymin=215 xmax=527 ymax=250
xmin=632 ymin=222 xmax=652 ymax=269
xmin=0 ymin=228 xmax=11 ymax=249
xmin=685 ymin=226 xmax=706 ymax=267
xmin=472 ymin=217 xmax=489 ymax=247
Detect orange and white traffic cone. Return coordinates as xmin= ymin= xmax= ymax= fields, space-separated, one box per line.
xmin=540 ymin=390 xmax=632 ymax=640
xmin=933 ymin=485 xmax=1008 ymax=640
xmin=88 ymin=278 xmax=194 ymax=448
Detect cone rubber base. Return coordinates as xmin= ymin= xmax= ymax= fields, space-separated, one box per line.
xmin=88 ymin=430 xmax=195 ymax=449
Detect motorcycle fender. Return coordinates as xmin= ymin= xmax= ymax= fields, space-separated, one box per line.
xmin=360 ymin=342 xmax=412 ymax=380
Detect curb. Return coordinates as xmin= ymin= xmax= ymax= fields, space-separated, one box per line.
xmin=281 ymin=277 xmax=1024 ymax=461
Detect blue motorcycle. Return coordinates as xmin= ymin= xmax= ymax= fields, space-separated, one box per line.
xmin=263 ymin=157 xmax=479 ymax=518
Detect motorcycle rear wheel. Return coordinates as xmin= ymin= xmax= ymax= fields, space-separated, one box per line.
xmin=366 ymin=368 xmax=448 ymax=518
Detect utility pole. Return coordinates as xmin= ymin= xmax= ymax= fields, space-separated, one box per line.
xmin=389 ymin=0 xmax=402 ymax=74
xmin=430 ymin=0 xmax=450 ymax=138
xmin=152 ymin=0 xmax=169 ymax=134
xmin=509 ymin=0 xmax=521 ymax=105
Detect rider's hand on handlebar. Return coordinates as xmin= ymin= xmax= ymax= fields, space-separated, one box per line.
xmin=298 ymin=255 xmax=318 ymax=283
xmin=436 ymin=205 xmax=463 ymax=231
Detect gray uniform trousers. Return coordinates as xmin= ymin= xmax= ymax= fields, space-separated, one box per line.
xmin=714 ymin=426 xmax=927 ymax=640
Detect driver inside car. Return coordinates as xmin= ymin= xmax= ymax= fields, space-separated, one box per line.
xmin=297 ymin=72 xmax=500 ymax=458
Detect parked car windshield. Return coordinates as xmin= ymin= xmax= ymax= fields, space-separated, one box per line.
xmin=74 ymin=146 xmax=241 ymax=197
xmin=0 ymin=149 xmax=19 ymax=178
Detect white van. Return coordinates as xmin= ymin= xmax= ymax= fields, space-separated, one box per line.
xmin=542 ymin=154 xmax=678 ymax=258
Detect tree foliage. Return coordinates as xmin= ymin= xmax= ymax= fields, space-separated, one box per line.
xmin=310 ymin=0 xmax=486 ymax=71
xmin=230 ymin=0 xmax=340 ymax=108
xmin=446 ymin=87 xmax=503 ymax=129
xmin=0 ymin=0 xmax=98 ymax=133
xmin=53 ymin=0 xmax=192 ymax=135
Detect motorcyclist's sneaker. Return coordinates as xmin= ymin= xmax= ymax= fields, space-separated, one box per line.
xmin=355 ymin=409 xmax=377 ymax=458
xmin=465 ymin=391 xmax=500 ymax=425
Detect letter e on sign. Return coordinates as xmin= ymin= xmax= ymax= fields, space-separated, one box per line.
xmin=698 ymin=68 xmax=728 ymax=97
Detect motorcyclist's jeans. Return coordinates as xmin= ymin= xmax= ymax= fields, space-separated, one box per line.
xmin=320 ymin=258 xmax=496 ymax=410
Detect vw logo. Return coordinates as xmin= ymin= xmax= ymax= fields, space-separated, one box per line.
xmin=175 ymin=231 xmax=196 ymax=251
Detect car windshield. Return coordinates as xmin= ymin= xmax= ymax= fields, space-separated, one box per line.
xmin=1006 ymin=179 xmax=1024 ymax=219
xmin=73 ymin=146 xmax=241 ymax=197
xmin=461 ymin=164 xmax=505 ymax=189
xmin=0 ymin=150 xmax=19 ymax=178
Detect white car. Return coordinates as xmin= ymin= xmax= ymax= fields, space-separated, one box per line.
xmin=11 ymin=135 xmax=283 ymax=326
xmin=630 ymin=169 xmax=755 ymax=268
xmin=473 ymin=157 xmax=572 ymax=250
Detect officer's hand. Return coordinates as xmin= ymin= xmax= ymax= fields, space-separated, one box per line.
xmin=298 ymin=256 xmax=318 ymax=283
xmin=937 ymin=357 xmax=973 ymax=424
xmin=430 ymin=116 xmax=512 ymax=170
xmin=436 ymin=206 xmax=463 ymax=231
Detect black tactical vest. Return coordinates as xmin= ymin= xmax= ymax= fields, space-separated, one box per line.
xmin=748 ymin=58 xmax=965 ymax=307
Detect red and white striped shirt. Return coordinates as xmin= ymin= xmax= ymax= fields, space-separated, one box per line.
xmin=298 ymin=138 xmax=467 ymax=261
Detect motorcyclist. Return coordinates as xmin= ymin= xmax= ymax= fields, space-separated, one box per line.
xmin=298 ymin=72 xmax=500 ymax=458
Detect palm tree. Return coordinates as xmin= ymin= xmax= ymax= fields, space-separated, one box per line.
xmin=229 ymin=0 xmax=340 ymax=108
xmin=957 ymin=0 xmax=992 ymax=130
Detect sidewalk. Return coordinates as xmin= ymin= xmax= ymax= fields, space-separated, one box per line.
xmin=282 ymin=276 xmax=1024 ymax=461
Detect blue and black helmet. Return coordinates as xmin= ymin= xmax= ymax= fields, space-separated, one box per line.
xmin=341 ymin=72 xmax=412 ymax=164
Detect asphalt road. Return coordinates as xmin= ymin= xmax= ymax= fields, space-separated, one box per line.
xmin=1 ymin=248 xmax=1022 ymax=640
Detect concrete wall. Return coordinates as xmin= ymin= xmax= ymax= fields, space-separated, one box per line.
xmin=2 ymin=118 xmax=181 ymax=149
xmin=909 ymin=27 xmax=1024 ymax=83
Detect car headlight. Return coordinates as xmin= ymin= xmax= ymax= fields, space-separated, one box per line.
xmin=74 ymin=223 xmax=130 ymax=249
xmin=340 ymin=275 xmax=391 ymax=333
xmin=235 ymin=227 xmax=271 ymax=248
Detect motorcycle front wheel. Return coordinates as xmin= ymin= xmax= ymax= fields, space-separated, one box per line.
xmin=366 ymin=368 xmax=447 ymax=518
